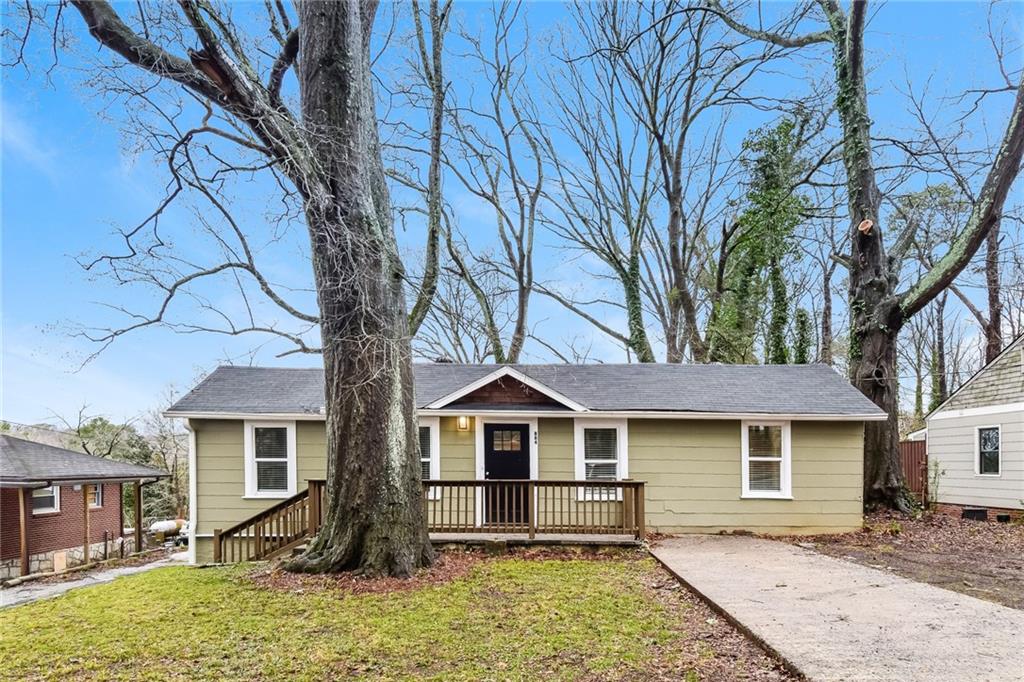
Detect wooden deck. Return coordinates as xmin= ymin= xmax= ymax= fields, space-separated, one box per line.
xmin=430 ymin=532 xmax=640 ymax=546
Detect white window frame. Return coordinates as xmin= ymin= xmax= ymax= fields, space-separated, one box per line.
xmin=419 ymin=416 xmax=441 ymax=500
xmin=88 ymin=483 xmax=104 ymax=509
xmin=741 ymin=420 xmax=792 ymax=499
xmin=573 ymin=418 xmax=629 ymax=501
xmin=974 ymin=424 xmax=1001 ymax=477
xmin=32 ymin=485 xmax=61 ymax=514
xmin=244 ymin=420 xmax=297 ymax=499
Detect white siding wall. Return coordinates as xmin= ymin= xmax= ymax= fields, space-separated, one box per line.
xmin=927 ymin=409 xmax=1024 ymax=510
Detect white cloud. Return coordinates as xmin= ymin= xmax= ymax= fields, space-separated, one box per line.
xmin=1 ymin=102 xmax=60 ymax=182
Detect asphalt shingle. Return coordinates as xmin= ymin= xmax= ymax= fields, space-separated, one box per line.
xmin=167 ymin=363 xmax=884 ymax=418
xmin=0 ymin=435 xmax=168 ymax=484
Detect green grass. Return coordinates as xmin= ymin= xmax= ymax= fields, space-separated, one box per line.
xmin=0 ymin=557 xmax=704 ymax=681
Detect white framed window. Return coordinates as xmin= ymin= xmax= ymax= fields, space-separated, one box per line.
xmin=32 ymin=485 xmax=60 ymax=514
xmin=419 ymin=417 xmax=441 ymax=500
xmin=741 ymin=421 xmax=792 ymax=499
xmin=244 ymin=421 xmax=297 ymax=498
xmin=976 ymin=425 xmax=1001 ymax=476
xmin=573 ymin=419 xmax=629 ymax=500
xmin=88 ymin=484 xmax=103 ymax=508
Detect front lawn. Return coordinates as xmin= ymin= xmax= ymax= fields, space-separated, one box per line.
xmin=0 ymin=550 xmax=790 ymax=681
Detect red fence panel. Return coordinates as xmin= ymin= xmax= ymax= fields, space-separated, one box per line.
xmin=899 ymin=440 xmax=928 ymax=500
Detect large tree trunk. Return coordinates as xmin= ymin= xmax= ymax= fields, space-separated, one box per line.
xmin=288 ymin=0 xmax=433 ymax=576
xmin=852 ymin=325 xmax=905 ymax=507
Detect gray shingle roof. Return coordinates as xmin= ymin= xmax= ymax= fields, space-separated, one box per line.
xmin=0 ymin=435 xmax=168 ymax=485
xmin=167 ymin=363 xmax=884 ymax=418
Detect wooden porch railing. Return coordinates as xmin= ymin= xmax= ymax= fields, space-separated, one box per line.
xmin=423 ymin=479 xmax=646 ymax=540
xmin=213 ymin=478 xmax=646 ymax=562
xmin=213 ymin=479 xmax=325 ymax=563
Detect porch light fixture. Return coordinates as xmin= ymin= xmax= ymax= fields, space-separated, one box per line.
xmin=457 ymin=416 xmax=470 ymax=431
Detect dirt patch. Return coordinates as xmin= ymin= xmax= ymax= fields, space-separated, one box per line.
xmin=21 ymin=548 xmax=173 ymax=587
xmin=790 ymin=511 xmax=1024 ymax=610
xmin=639 ymin=565 xmax=797 ymax=681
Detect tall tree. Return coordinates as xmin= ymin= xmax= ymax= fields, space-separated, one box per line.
xmin=406 ymin=0 xmax=454 ymax=336
xmin=63 ymin=1 xmax=432 ymax=575
xmin=793 ymin=308 xmax=813 ymax=364
xmin=712 ymin=0 xmax=1024 ymax=509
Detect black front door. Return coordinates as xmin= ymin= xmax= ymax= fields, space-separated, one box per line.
xmin=483 ymin=423 xmax=530 ymax=526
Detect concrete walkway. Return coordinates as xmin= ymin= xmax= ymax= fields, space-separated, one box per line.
xmin=1 ymin=551 xmax=188 ymax=609
xmin=652 ymin=536 xmax=1024 ymax=682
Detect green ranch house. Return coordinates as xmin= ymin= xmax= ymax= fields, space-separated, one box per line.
xmin=166 ymin=363 xmax=885 ymax=563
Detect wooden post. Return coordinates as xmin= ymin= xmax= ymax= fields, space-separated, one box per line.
xmin=133 ymin=480 xmax=143 ymax=554
xmin=622 ymin=480 xmax=634 ymax=534
xmin=635 ymin=482 xmax=646 ymax=541
xmin=527 ymin=480 xmax=536 ymax=539
xmin=307 ymin=480 xmax=320 ymax=536
xmin=213 ymin=529 xmax=222 ymax=563
xmin=83 ymin=484 xmax=92 ymax=565
xmin=18 ymin=488 xmax=29 ymax=577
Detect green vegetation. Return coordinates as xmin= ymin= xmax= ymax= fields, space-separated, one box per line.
xmin=708 ymin=119 xmax=809 ymax=364
xmin=0 ymin=557 xmax=743 ymax=681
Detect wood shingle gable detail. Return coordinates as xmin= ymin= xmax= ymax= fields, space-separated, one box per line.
xmin=450 ymin=376 xmax=568 ymax=408
xmin=423 ymin=367 xmax=587 ymax=412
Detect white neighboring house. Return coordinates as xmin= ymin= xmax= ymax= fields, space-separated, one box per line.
xmin=925 ymin=334 xmax=1024 ymax=518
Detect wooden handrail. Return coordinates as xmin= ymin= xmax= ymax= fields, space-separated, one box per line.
xmin=214 ymin=479 xmax=326 ymax=563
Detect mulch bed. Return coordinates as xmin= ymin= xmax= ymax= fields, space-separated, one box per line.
xmin=789 ymin=511 xmax=1024 ymax=610
xmin=246 ymin=546 xmax=642 ymax=597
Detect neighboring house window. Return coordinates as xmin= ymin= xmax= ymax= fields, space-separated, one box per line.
xmin=88 ymin=484 xmax=103 ymax=508
xmin=741 ymin=421 xmax=792 ymax=499
xmin=977 ymin=426 xmax=1000 ymax=476
xmin=419 ymin=417 xmax=440 ymax=500
xmin=32 ymin=485 xmax=60 ymax=514
xmin=573 ymin=419 xmax=628 ymax=500
xmin=244 ymin=421 xmax=297 ymax=498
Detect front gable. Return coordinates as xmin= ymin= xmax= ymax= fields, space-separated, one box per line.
xmin=424 ymin=367 xmax=586 ymax=411
xmin=935 ymin=335 xmax=1024 ymax=413
xmin=451 ymin=376 xmax=568 ymax=409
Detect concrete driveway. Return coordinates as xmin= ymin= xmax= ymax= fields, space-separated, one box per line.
xmin=652 ymin=536 xmax=1024 ymax=682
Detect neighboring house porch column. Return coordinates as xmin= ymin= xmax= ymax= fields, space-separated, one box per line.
xmin=83 ymin=484 xmax=91 ymax=564
xmin=134 ymin=480 xmax=142 ymax=553
xmin=18 ymin=488 xmax=28 ymax=576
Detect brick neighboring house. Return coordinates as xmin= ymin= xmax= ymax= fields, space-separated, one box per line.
xmin=0 ymin=435 xmax=167 ymax=579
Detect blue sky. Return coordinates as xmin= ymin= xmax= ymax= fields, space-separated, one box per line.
xmin=1 ymin=1 xmax=1018 ymax=425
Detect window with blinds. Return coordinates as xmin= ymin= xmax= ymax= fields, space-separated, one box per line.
xmin=88 ymin=484 xmax=103 ymax=508
xmin=584 ymin=427 xmax=618 ymax=500
xmin=742 ymin=422 xmax=790 ymax=498
xmin=254 ymin=426 xmax=289 ymax=492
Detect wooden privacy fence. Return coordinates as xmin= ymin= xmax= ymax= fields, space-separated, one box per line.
xmin=423 ymin=479 xmax=646 ymax=540
xmin=899 ymin=440 xmax=928 ymax=501
xmin=213 ymin=479 xmax=325 ymax=563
